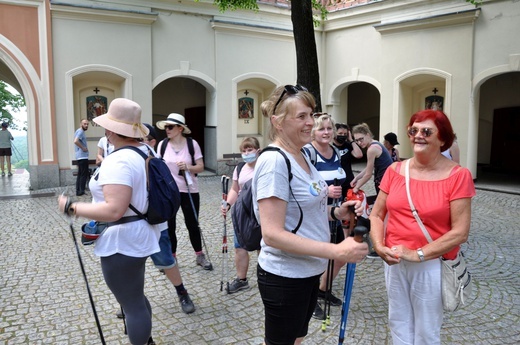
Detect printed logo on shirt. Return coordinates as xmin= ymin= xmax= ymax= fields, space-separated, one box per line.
xmin=309 ymin=179 xmax=328 ymax=211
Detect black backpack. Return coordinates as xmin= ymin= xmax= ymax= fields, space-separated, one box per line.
xmin=159 ymin=137 xmax=198 ymax=176
xmin=232 ymin=147 xmax=303 ymax=251
xmin=120 ymin=146 xmax=181 ymax=225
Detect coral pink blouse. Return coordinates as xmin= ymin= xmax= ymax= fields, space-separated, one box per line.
xmin=379 ymin=163 xmax=475 ymax=260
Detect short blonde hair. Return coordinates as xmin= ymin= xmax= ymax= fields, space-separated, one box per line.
xmin=312 ymin=114 xmax=336 ymax=139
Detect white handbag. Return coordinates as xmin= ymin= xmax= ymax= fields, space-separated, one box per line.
xmin=404 ymin=159 xmax=472 ymax=312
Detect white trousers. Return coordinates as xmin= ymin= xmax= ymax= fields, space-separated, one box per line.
xmin=385 ymin=259 xmax=444 ymax=345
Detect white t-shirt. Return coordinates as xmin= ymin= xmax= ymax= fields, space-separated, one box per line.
xmin=253 ymin=146 xmax=329 ymax=278
xmin=90 ymin=144 xmax=160 ymax=258
xmin=97 ymin=136 xmax=114 ymax=158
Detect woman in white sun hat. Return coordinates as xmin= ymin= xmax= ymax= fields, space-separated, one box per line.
xmin=156 ymin=113 xmax=212 ymax=270
xmin=59 ymin=98 xmax=159 ymax=345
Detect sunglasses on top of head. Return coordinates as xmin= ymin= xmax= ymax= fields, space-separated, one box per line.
xmin=407 ymin=127 xmax=436 ymax=137
xmin=272 ymin=84 xmax=308 ymax=115
xmin=312 ymin=112 xmax=329 ymax=119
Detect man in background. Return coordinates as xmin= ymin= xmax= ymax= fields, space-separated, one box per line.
xmin=74 ymin=118 xmax=89 ymax=196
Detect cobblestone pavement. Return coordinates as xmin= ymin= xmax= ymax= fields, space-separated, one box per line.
xmin=1 ymin=175 xmax=519 ymax=344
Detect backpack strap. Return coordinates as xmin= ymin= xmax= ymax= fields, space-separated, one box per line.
xmin=302 ymin=143 xmax=317 ymax=165
xmin=236 ymin=161 xmax=246 ymax=180
xmin=260 ymin=146 xmax=303 ymax=233
xmin=114 ymin=145 xmax=150 ymax=220
xmin=159 ymin=138 xmax=168 ymax=158
xmin=186 ymin=136 xmax=196 ymax=166
xmin=303 ymin=143 xmax=341 ymax=166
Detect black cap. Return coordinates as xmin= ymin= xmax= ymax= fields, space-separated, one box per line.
xmin=143 ymin=123 xmax=157 ymax=140
xmin=384 ymin=132 xmax=399 ymax=146
xmin=1 ymin=122 xmax=8 ymax=128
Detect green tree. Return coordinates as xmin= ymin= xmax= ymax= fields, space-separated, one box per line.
xmin=209 ymin=0 xmax=325 ymax=111
xmin=0 ymin=80 xmax=25 ymax=131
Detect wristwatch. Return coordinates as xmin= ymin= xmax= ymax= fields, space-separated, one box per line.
xmin=417 ymin=248 xmax=425 ymax=262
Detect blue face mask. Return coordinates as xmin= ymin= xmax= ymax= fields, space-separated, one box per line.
xmin=242 ymin=152 xmax=258 ymax=163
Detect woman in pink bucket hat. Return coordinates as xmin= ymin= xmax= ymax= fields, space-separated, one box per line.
xmin=59 ymin=98 xmax=158 ymax=345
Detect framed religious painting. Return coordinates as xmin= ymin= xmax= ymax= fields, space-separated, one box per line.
xmin=86 ymin=95 xmax=108 ymax=125
xmin=238 ymin=97 xmax=254 ymax=119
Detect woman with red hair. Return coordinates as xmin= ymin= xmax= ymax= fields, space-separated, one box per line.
xmin=369 ymin=109 xmax=475 ymax=344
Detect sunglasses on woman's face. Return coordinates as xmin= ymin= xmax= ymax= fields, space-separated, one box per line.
xmin=164 ymin=125 xmax=177 ymax=130
xmin=407 ymin=127 xmax=436 ymax=137
xmin=272 ymin=84 xmax=308 ymax=115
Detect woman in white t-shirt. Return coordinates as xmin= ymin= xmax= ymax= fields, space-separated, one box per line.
xmin=95 ymin=135 xmax=114 ymax=166
xmin=59 ymin=98 xmax=159 ymax=345
xmin=253 ymin=85 xmax=368 ymax=345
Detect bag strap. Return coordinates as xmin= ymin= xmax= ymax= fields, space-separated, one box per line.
xmin=236 ymin=162 xmax=246 ymax=180
xmin=186 ymin=136 xmax=196 ymax=166
xmin=159 ymin=138 xmax=168 ymax=158
xmin=114 ymin=145 xmax=150 ymax=220
xmin=405 ymin=159 xmax=433 ymax=243
xmin=260 ymin=146 xmax=303 ymax=234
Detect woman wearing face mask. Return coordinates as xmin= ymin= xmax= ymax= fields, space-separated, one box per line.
xmin=221 ymin=137 xmax=261 ymax=294
xmin=333 ymin=123 xmax=363 ymax=198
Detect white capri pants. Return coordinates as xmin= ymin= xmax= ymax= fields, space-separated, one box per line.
xmin=385 ymin=259 xmax=444 ymax=345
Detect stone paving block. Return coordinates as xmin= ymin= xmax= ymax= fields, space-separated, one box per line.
xmin=0 ymin=177 xmax=519 ymax=344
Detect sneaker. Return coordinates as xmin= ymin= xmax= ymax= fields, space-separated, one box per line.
xmin=196 ymin=253 xmax=213 ymax=270
xmin=318 ymin=289 xmax=342 ymax=306
xmin=312 ymin=302 xmax=325 ymax=320
xmin=226 ymin=278 xmax=250 ymax=294
xmin=366 ymin=251 xmax=380 ymax=259
xmin=1 ymin=172 xmax=4 ymax=176
xmin=7 ymin=171 xmax=12 ymax=177
xmin=179 ymin=293 xmax=196 ymax=314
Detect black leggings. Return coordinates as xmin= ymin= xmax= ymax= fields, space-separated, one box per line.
xmin=101 ymin=254 xmax=151 ymax=345
xmin=167 ymin=192 xmax=202 ymax=254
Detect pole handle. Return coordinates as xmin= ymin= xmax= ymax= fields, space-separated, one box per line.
xmin=353 ymin=225 xmax=368 ymax=243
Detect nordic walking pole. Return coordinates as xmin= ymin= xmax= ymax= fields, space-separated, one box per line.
xmin=338 ymin=225 xmax=368 ymax=345
xmin=182 ymin=171 xmax=214 ymax=270
xmin=220 ymin=175 xmax=230 ymax=292
xmin=63 ymin=194 xmax=106 ymax=345
xmin=322 ymin=178 xmax=340 ymax=331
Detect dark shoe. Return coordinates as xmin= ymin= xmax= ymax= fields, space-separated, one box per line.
xmin=196 ymin=253 xmax=213 ymax=270
xmin=366 ymin=251 xmax=380 ymax=259
xmin=76 ymin=192 xmax=85 ymax=196
xmin=318 ymin=289 xmax=342 ymax=306
xmin=226 ymin=277 xmax=250 ymax=294
xmin=179 ymin=293 xmax=196 ymax=314
xmin=116 ymin=308 xmax=124 ymax=319
xmin=312 ymin=302 xmax=325 ymax=320
xmin=147 ymin=336 xmax=156 ymax=345
xmin=7 ymin=171 xmax=12 ymax=177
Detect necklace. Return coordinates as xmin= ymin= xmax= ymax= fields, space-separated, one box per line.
xmin=169 ymin=141 xmax=184 ymax=154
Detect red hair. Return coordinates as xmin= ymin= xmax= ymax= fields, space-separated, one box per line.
xmin=408 ymin=109 xmax=455 ymax=152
